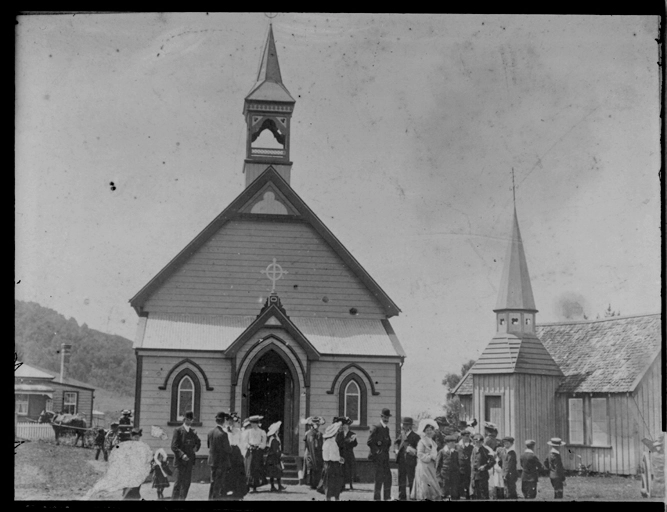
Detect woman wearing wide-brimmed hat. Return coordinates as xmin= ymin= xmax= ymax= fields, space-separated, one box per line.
xmin=303 ymin=416 xmax=325 ymax=489
xmin=320 ymin=421 xmax=345 ymax=501
xmin=241 ymin=415 xmax=267 ymax=493
xmin=338 ymin=417 xmax=358 ymax=491
xmin=265 ymin=421 xmax=286 ymax=492
xmin=225 ymin=412 xmax=249 ymax=500
xmin=410 ymin=419 xmax=442 ymax=501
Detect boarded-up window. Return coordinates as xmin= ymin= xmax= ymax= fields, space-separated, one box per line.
xmin=177 ymin=376 xmax=194 ymax=421
xmin=568 ymin=398 xmax=584 ymax=444
xmin=485 ymin=396 xmax=502 ymax=426
xmin=591 ymin=398 xmax=608 ymax=446
xmin=344 ymin=380 xmax=360 ymax=426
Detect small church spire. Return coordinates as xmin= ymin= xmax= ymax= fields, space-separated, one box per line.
xmin=243 ymin=23 xmax=296 ymax=187
xmin=495 ymin=206 xmax=537 ymax=313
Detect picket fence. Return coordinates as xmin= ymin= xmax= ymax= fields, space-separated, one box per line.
xmin=16 ymin=422 xmax=55 ymax=441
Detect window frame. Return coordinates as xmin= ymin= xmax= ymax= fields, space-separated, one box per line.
xmin=568 ymin=397 xmax=585 ymax=445
xmin=343 ymin=380 xmax=361 ymax=426
xmin=63 ymin=391 xmax=78 ymax=415
xmin=169 ymin=367 xmax=202 ymax=426
xmin=338 ymin=373 xmax=368 ymax=428
xmin=484 ymin=394 xmax=502 ymax=425
xmin=15 ymin=393 xmax=29 ymax=415
xmin=590 ymin=397 xmax=609 ymax=447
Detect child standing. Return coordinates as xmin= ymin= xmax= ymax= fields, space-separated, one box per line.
xmin=93 ymin=427 xmax=108 ymax=461
xmin=151 ymin=448 xmax=172 ymax=500
xmin=545 ymin=438 xmax=566 ymax=499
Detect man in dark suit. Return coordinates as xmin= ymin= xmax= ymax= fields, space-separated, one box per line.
xmin=457 ymin=430 xmax=474 ymax=500
xmin=367 ymin=408 xmax=393 ymax=501
xmin=393 ymin=416 xmax=420 ymax=500
xmin=171 ymin=411 xmax=202 ymax=500
xmin=207 ymin=411 xmax=232 ymax=500
xmin=500 ymin=436 xmax=518 ymax=499
xmin=545 ymin=437 xmax=566 ymax=499
xmin=519 ymin=439 xmax=543 ymax=499
xmin=471 ymin=433 xmax=494 ymax=499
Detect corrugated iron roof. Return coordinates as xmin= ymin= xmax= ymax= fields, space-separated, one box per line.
xmin=537 ymin=313 xmax=662 ymax=393
xmin=15 ymin=363 xmax=55 ymax=380
xmin=24 ymin=363 xmax=96 ymax=390
xmin=138 ymin=313 xmax=403 ymax=357
xmin=15 ymin=383 xmax=55 ymax=396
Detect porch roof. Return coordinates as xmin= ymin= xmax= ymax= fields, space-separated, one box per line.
xmin=15 ymin=383 xmax=54 ymax=397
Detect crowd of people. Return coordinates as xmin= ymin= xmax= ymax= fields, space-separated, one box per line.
xmin=366 ymin=410 xmax=566 ymax=501
xmin=91 ymin=407 xmax=566 ymax=501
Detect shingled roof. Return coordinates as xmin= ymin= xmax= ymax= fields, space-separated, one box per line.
xmin=537 ymin=313 xmax=661 ymax=393
xmin=453 ymin=313 xmax=661 ymax=396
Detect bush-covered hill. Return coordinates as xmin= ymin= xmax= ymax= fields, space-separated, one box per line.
xmin=15 ymin=300 xmax=135 ymax=398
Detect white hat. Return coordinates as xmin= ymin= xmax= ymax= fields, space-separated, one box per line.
xmin=153 ymin=448 xmax=168 ymax=466
xmin=417 ymin=419 xmax=439 ymax=435
xmin=323 ymin=422 xmax=342 ymax=439
xmin=547 ymin=437 xmax=564 ymax=447
xmin=267 ymin=421 xmax=282 ymax=438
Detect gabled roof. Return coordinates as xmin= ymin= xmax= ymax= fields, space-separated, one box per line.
xmin=469 ymin=333 xmax=563 ymax=376
xmin=130 ymin=166 xmax=400 ymax=317
xmin=224 ymin=295 xmax=321 ymax=360
xmin=495 ymin=207 xmax=537 ymax=312
xmin=451 ymin=370 xmax=472 ymax=395
xmin=537 ymin=313 xmax=662 ymax=393
xmin=15 ymin=363 xmax=55 ymax=380
xmin=245 ymin=24 xmax=295 ymax=104
xmin=20 ymin=363 xmax=95 ymax=391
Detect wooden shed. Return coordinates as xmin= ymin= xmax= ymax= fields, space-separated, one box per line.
xmin=129 ymin=25 xmax=405 ymax=474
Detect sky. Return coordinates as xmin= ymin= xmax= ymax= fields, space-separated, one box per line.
xmin=15 ymin=13 xmax=661 ymax=417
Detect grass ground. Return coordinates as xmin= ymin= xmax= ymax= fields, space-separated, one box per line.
xmin=15 ymin=439 xmax=663 ymax=502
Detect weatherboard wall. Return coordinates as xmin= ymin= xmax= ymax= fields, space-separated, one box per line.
xmin=554 ymin=355 xmax=662 ymax=475
xmin=142 ymin=219 xmax=386 ymax=319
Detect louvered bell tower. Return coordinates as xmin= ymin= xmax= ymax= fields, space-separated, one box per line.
xmin=243 ymin=24 xmax=295 ymax=187
xmin=469 ymin=205 xmax=562 ymax=461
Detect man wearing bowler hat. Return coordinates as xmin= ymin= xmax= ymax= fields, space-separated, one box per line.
xmin=208 ymin=411 xmax=232 ymax=500
xmin=545 ymin=438 xmax=566 ymax=499
xmin=394 ymin=416 xmax=420 ymax=500
xmin=171 ymin=411 xmax=202 ymax=500
xmin=367 ymin=408 xmax=393 ymax=501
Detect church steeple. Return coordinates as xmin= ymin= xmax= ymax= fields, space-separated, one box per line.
xmin=494 ymin=206 xmax=537 ymax=334
xmin=243 ymin=24 xmax=295 ymax=188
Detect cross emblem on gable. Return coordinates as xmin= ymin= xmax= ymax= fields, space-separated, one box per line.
xmin=261 ymin=258 xmax=288 ymax=293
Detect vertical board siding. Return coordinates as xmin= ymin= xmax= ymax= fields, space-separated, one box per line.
xmin=143 ymin=220 xmax=386 ymax=319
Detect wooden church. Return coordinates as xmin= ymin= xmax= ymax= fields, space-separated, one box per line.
xmin=453 ymin=207 xmax=663 ymax=476
xmin=130 ymin=25 xmax=405 ymax=466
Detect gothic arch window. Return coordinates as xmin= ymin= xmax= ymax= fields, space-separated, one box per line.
xmin=338 ymin=373 xmax=368 ymax=427
xmin=170 ymin=368 xmax=202 ymax=425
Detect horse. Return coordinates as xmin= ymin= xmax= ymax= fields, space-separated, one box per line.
xmin=39 ymin=410 xmax=88 ymax=446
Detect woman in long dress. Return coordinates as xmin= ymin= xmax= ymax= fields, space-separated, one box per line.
xmin=338 ymin=418 xmax=357 ymax=491
xmin=321 ymin=421 xmax=344 ymax=501
xmin=265 ymin=421 xmax=286 ymax=492
xmin=226 ymin=413 xmax=249 ymax=500
xmin=241 ymin=415 xmax=267 ymax=493
xmin=410 ymin=419 xmax=442 ymax=501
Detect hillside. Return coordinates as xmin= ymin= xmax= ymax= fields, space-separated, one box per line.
xmin=14 ymin=300 xmax=136 ymax=399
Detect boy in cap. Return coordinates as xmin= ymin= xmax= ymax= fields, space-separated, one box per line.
xmin=367 ymin=408 xmax=393 ymax=501
xmin=436 ymin=435 xmax=460 ymax=500
xmin=471 ymin=433 xmax=494 ymax=499
xmin=500 ymin=436 xmax=518 ymax=499
xmin=519 ymin=439 xmax=543 ymax=499
xmin=105 ymin=422 xmax=120 ymax=453
xmin=394 ymin=416 xmax=420 ymax=500
xmin=171 ymin=411 xmax=202 ymax=500
xmin=456 ymin=430 xmax=474 ymax=500
xmin=94 ymin=426 xmax=108 ymax=461
xmin=545 ymin=438 xmax=566 ymax=499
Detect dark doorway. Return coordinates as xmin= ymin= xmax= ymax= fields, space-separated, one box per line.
xmin=246 ymin=349 xmax=296 ymax=454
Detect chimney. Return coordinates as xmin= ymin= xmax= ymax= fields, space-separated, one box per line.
xmin=60 ymin=343 xmax=72 ymax=382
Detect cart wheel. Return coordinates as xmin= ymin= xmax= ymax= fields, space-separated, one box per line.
xmin=640 ymin=452 xmax=651 ymax=498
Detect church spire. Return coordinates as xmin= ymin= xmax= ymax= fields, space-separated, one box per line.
xmin=494 ymin=206 xmax=537 ymax=313
xmin=243 ymin=24 xmax=295 ymax=188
